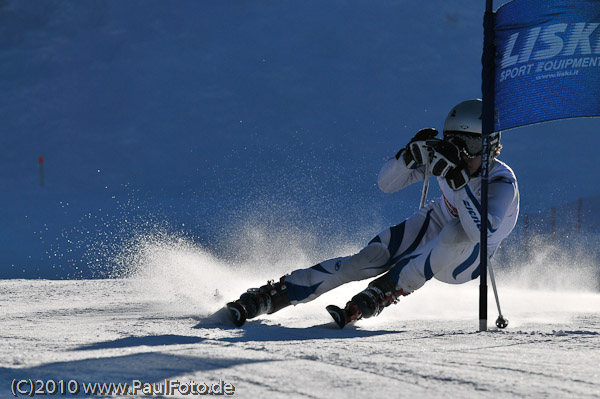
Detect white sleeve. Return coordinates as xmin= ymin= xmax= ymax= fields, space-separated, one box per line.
xmin=377 ymin=156 xmax=426 ymax=193
xmin=454 ymin=176 xmax=517 ymax=243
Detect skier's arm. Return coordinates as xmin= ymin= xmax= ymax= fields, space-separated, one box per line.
xmin=455 ymin=176 xmax=517 ymax=243
xmin=378 ymin=128 xmax=439 ymax=193
xmin=377 ymin=157 xmax=426 ymax=193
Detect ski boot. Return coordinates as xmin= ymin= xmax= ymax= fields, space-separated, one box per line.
xmin=226 ymin=278 xmax=290 ymax=327
xmin=327 ymin=273 xmax=408 ymax=329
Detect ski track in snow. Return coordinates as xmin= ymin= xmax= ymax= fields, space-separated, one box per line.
xmin=2 ymin=278 xmax=599 ymax=399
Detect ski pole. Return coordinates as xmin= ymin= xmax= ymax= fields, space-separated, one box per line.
xmin=487 ymin=259 xmax=508 ymax=328
xmin=419 ymin=162 xmax=430 ymax=209
xmin=419 ymin=142 xmax=436 ymax=209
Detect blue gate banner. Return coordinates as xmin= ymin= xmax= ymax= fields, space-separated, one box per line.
xmin=494 ymin=0 xmax=600 ymax=131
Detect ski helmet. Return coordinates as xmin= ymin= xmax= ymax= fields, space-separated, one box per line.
xmin=443 ymin=99 xmax=501 ymax=158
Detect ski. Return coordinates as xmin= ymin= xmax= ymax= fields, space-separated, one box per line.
xmin=193 ymin=302 xmax=248 ymax=329
xmin=326 ymin=305 xmax=348 ymax=329
xmin=226 ymin=301 xmax=247 ymax=327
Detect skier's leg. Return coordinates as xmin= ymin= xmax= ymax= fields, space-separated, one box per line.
xmin=284 ymin=206 xmax=438 ymax=304
xmin=393 ymin=218 xmax=481 ymax=292
xmin=332 ymin=218 xmax=480 ymax=326
xmin=283 ymin=243 xmax=390 ymax=304
xmin=229 ymin=206 xmax=439 ymax=325
xmin=228 ymin=242 xmax=392 ymax=326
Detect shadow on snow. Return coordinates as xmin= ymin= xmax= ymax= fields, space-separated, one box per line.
xmin=196 ymin=318 xmax=406 ymax=342
xmin=0 ymin=352 xmax=266 ymax=386
xmin=72 ymin=334 xmax=206 ymax=351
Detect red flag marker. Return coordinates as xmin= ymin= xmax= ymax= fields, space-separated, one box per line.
xmin=39 ymin=156 xmax=44 ymax=187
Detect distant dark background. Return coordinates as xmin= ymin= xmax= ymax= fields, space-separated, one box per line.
xmin=2 ymin=0 xmax=599 ymax=278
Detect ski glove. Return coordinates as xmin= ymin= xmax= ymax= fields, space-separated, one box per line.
xmin=430 ymin=140 xmax=461 ymax=177
xmin=446 ymin=166 xmax=470 ymax=190
xmin=430 ymin=140 xmax=470 ymax=190
xmin=395 ymin=128 xmax=439 ymax=169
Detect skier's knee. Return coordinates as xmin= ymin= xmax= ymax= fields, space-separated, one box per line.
xmin=396 ymin=268 xmax=426 ymax=294
xmin=354 ymin=242 xmax=390 ymax=266
xmin=342 ymin=242 xmax=390 ymax=278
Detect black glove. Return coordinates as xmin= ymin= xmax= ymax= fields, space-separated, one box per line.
xmin=446 ymin=166 xmax=470 ymax=191
xmin=430 ymin=140 xmax=461 ymax=177
xmin=430 ymin=140 xmax=470 ymax=190
xmin=395 ymin=128 xmax=439 ymax=169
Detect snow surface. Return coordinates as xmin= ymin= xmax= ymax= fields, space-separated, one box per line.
xmin=2 ymin=241 xmax=599 ymax=398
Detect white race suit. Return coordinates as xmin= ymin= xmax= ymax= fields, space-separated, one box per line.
xmin=283 ymin=156 xmax=520 ymax=304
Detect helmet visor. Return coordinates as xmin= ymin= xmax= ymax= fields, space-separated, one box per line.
xmin=444 ymin=131 xmax=482 ymax=158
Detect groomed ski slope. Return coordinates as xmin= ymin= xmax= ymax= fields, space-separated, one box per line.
xmin=2 ymin=242 xmax=599 ymax=398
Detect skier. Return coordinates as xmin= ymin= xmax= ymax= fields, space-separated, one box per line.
xmin=226 ymin=99 xmax=520 ymax=328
